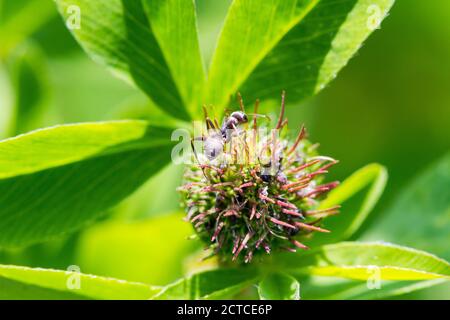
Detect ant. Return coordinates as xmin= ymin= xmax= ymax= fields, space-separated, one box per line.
xmin=191 ymin=94 xmax=257 ymax=163
xmin=190 ymin=94 xmax=272 ymax=178
xmin=191 ymin=109 xmax=249 ymax=163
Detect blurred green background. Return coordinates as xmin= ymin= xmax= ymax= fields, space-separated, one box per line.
xmin=0 ymin=0 xmax=449 ymax=298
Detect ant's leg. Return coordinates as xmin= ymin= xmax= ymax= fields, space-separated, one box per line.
xmin=253 ymin=99 xmax=260 ymax=131
xmin=230 ymin=123 xmax=247 ymax=138
xmin=191 ymin=136 xmax=208 ymax=179
xmin=230 ymin=123 xmax=250 ymax=164
xmin=206 ymin=118 xmax=216 ymax=130
xmin=191 ymin=136 xmax=205 ymax=164
xmin=202 ymin=106 xmax=217 ymax=130
xmin=237 ymin=92 xmax=245 ymax=112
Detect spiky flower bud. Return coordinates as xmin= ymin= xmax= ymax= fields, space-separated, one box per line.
xmin=179 ymin=93 xmax=340 ymax=264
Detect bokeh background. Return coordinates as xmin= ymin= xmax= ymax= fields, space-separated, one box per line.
xmin=0 ymin=0 xmax=449 ymax=298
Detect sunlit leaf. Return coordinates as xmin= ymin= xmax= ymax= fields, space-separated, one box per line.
xmin=142 ymin=0 xmax=205 ymax=116
xmin=76 ymin=213 xmax=200 ymax=286
xmin=0 ymin=264 xmax=159 ymax=300
xmin=0 ymin=121 xmax=174 ymax=248
xmin=207 ymin=0 xmax=395 ymax=110
xmin=112 ymin=163 xmax=185 ymax=220
xmin=0 ymin=65 xmax=13 ymax=139
xmin=56 ymin=0 xmax=204 ymax=120
xmin=279 ymin=242 xmax=450 ymax=281
xmin=362 ymin=152 xmax=450 ymax=260
xmin=258 ymin=272 xmax=300 ymax=300
xmin=299 ymin=275 xmax=448 ymax=300
xmin=8 ymin=43 xmax=49 ymax=135
xmin=50 ymin=55 xmax=144 ymax=123
xmin=309 ymin=163 xmax=387 ymax=246
xmin=330 ymin=279 xmax=449 ymax=300
xmin=0 ymin=0 xmax=56 ymax=58
xmin=153 ymin=268 xmax=257 ymax=300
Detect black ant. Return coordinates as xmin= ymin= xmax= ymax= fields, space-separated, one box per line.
xmin=190 ymin=108 xmax=250 ymax=163
xmin=191 ymin=93 xmax=267 ymax=161
xmin=190 ymin=94 xmax=272 ymax=181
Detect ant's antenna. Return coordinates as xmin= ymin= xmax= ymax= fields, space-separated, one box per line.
xmin=237 ymin=92 xmax=246 ymax=112
xmin=191 ymin=137 xmax=208 ymax=180
xmin=203 ymin=105 xmax=216 ymax=130
xmin=276 ymin=90 xmax=286 ymax=130
xmin=253 ymin=99 xmax=260 ymax=131
xmin=248 ymin=113 xmax=271 ymax=119
xmin=237 ymin=92 xmax=249 ymax=130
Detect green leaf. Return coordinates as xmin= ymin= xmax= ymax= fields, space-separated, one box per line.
xmin=0 ymin=64 xmax=14 ymax=139
xmin=331 ymin=279 xmax=449 ymax=300
xmin=153 ymin=268 xmax=258 ymax=300
xmin=142 ymin=0 xmax=205 ymax=116
xmin=76 ymin=213 xmax=201 ymax=286
xmin=0 ymin=120 xmax=174 ymax=248
xmin=51 ymin=55 xmax=145 ymax=123
xmin=308 ymin=163 xmax=388 ymax=246
xmin=300 ymin=276 xmax=449 ymax=300
xmin=0 ymin=277 xmax=88 ymax=300
xmin=362 ymin=152 xmax=450 ymax=260
xmin=207 ymin=0 xmax=395 ymax=109
xmin=0 ymin=0 xmax=56 ymax=58
xmin=258 ymin=272 xmax=300 ymax=300
xmin=279 ymin=242 xmax=450 ymax=281
xmin=56 ymin=0 xmax=204 ymax=120
xmin=112 ymin=163 xmax=185 ymax=220
xmin=7 ymin=43 xmax=49 ymax=135
xmin=0 ymin=264 xmax=159 ymax=300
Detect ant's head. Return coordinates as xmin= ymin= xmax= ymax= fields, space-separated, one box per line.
xmin=230 ymin=111 xmax=248 ymax=124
